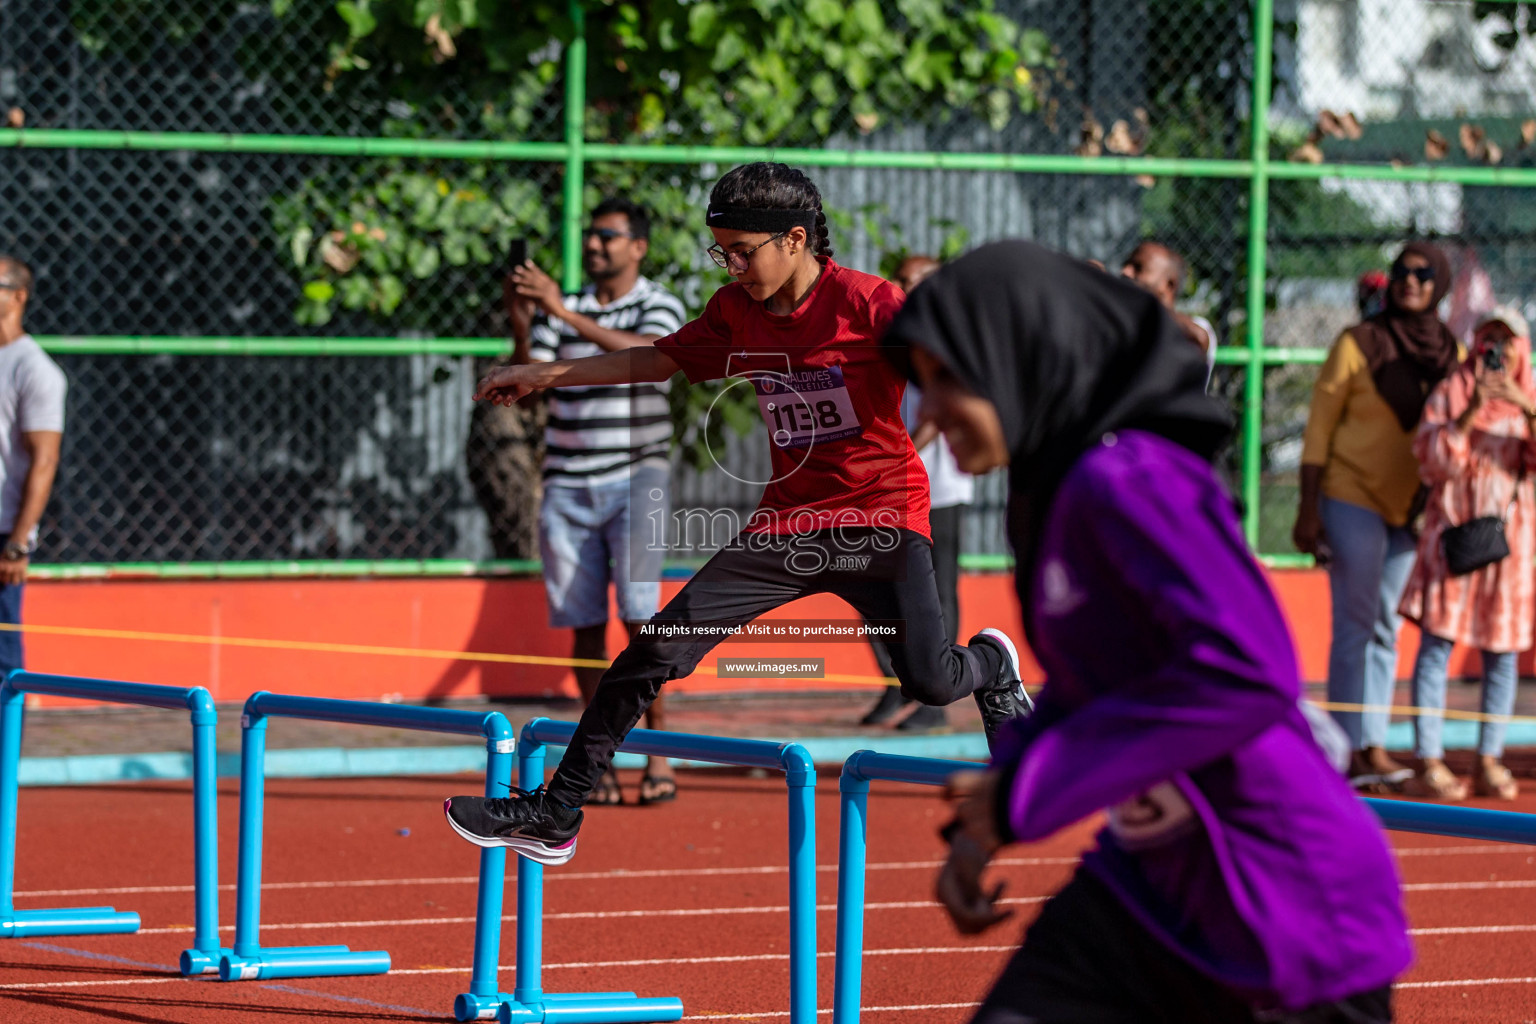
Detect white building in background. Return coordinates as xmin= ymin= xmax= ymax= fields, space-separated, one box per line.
xmin=1288 ymin=0 xmax=1536 ymax=123
xmin=1268 ymin=0 xmax=1536 ymax=333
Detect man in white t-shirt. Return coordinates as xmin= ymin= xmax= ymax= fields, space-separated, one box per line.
xmin=861 ymin=255 xmax=975 ymax=732
xmin=1121 ymin=241 xmax=1218 ymax=384
xmin=0 ymin=256 xmax=67 ymax=673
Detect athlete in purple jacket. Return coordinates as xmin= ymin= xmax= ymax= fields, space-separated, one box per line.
xmin=884 ymin=240 xmax=1410 ymax=1023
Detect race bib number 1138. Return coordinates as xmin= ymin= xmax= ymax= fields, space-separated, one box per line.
xmin=753 ymin=366 xmax=863 ymax=449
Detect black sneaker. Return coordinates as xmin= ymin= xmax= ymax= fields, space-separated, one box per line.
xmin=443 ymin=787 xmax=582 ymax=866
xmin=860 ymin=686 xmax=913 ymax=726
xmin=970 ymin=627 xmax=1033 ymax=750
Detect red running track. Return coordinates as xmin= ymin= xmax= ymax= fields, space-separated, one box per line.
xmin=1 ymin=772 xmax=1535 ymax=1023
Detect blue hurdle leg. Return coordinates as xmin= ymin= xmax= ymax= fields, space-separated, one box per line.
xmin=0 ymin=683 xmax=21 ymax=923
xmin=832 ymin=777 xmax=870 ymax=1024
xmin=0 ymin=683 xmax=142 ymax=941
xmin=455 ymin=739 xmax=518 ymax=1021
xmin=786 ymin=756 xmax=818 ymax=1024
xmin=181 ymin=708 xmax=232 ymax=975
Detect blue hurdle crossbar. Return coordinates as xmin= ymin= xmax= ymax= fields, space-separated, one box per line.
xmin=496 ymin=718 xmax=817 ymax=1024
xmin=221 ymin=691 xmax=517 ymax=1020
xmin=832 ymin=749 xmax=1536 ymax=1024
xmin=0 ymin=670 xmax=229 ymax=975
xmin=1361 ymin=797 xmax=1536 ymax=845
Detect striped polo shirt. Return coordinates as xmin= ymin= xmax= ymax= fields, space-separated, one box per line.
xmin=528 ymin=276 xmax=686 ymax=485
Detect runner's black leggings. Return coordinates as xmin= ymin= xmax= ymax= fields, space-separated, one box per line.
xmin=545 ymin=528 xmax=1001 ymax=807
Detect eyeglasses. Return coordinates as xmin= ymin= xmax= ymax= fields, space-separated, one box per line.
xmin=707 ymin=232 xmax=786 ymax=271
xmin=583 ymin=227 xmax=634 ymax=244
xmin=0 ymin=282 xmax=18 ymax=291
xmin=1390 ymin=264 xmax=1436 ymax=283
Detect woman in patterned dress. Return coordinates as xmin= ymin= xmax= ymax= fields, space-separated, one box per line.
xmin=1399 ymin=306 xmax=1536 ymax=800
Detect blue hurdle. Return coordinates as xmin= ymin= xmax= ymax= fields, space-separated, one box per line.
xmin=494 ymin=718 xmax=817 ymax=1024
xmin=832 ymin=749 xmax=1536 ymax=1024
xmin=834 ymin=750 xmax=973 ymax=1024
xmin=0 ymin=670 xmax=229 ymax=975
xmin=220 ymin=690 xmax=517 ymax=1020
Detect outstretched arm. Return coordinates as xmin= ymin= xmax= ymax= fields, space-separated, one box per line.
xmin=474 ymin=347 xmax=681 ymax=405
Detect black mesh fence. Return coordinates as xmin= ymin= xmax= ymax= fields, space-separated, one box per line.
xmin=4 ymin=0 xmax=1536 ymax=566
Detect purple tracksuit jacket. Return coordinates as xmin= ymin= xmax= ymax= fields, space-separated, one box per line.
xmin=992 ymin=430 xmax=1412 ymax=1011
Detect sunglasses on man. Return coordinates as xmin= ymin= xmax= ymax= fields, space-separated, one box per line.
xmin=1390 ymin=264 xmax=1436 ymax=283
xmin=583 ymin=227 xmax=634 ymax=243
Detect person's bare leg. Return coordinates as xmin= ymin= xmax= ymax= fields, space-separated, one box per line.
xmin=572 ymin=624 xmax=623 ymax=804
xmin=627 ymin=619 xmax=676 ymax=801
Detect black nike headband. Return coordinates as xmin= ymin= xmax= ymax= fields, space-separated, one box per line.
xmin=704 ymin=206 xmax=816 ymax=233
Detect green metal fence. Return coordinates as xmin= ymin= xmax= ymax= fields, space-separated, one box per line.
xmin=4 ymin=0 xmax=1536 ymax=578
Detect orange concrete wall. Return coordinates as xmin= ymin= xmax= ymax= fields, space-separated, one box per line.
xmin=20 ymin=569 xmax=1511 ymax=706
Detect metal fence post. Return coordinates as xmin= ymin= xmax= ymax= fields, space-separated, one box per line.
xmin=563 ymin=0 xmax=588 ymax=293
xmin=1242 ymin=0 xmax=1276 ymax=546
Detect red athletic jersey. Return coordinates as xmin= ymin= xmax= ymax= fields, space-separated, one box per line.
xmin=655 ymin=258 xmax=931 ymax=539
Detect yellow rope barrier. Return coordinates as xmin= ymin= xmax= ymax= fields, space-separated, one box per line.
xmin=0 ymin=621 xmax=903 ymax=687
xmin=7 ymin=621 xmax=1533 ymax=724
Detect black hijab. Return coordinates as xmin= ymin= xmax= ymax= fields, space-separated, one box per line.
xmin=884 ymin=240 xmax=1232 ymax=612
xmin=1350 ymin=241 xmax=1459 ymax=432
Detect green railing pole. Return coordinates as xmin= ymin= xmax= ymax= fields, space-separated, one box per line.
xmin=11 ymin=122 xmax=1536 ymax=188
xmin=32 ymin=337 xmax=510 ymax=357
xmin=0 ymin=130 xmax=570 ymax=159
xmin=1242 ymin=0 xmax=1276 ymax=548
xmin=31 ymin=337 xmax=1331 ymax=361
xmin=562 ymin=0 xmax=588 ymax=293
xmin=29 ymin=559 xmax=541 ymax=581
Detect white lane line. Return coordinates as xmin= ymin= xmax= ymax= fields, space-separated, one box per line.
xmin=1398 ymin=976 xmax=1536 ymax=990
xmin=20 ymin=847 xmax=1524 ymax=900
xmin=545 ymin=945 xmax=1018 ymax=970
xmin=1395 ymin=845 xmax=1536 ymax=857
xmin=6 ymin=962 xmax=1529 ymax=999
xmin=1412 ymin=924 xmax=1536 ymax=935
xmin=135 ymin=898 xmax=1048 ymax=935
xmin=394 ymin=945 xmax=1019 ymax=973
xmin=0 ymin=946 xmax=1020 ymax=990
xmin=12 ymin=857 xmax=1077 ymax=900
xmin=1403 ymin=879 xmax=1536 ymax=891
xmin=0 ymin=976 xmax=193 ymax=991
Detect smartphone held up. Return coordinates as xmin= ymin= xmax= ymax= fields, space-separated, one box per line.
xmin=1482 ymin=342 xmax=1505 ymax=375
xmin=505 ymin=238 xmax=528 ymax=279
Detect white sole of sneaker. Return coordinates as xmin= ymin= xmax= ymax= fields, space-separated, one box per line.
xmin=443 ymin=802 xmax=579 ymax=866
xmin=978 ymin=626 xmax=1032 ymax=712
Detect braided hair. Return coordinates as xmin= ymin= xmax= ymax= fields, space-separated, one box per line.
xmin=708 ymin=163 xmax=833 ymax=259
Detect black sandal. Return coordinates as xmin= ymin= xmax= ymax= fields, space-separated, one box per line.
xmin=591 ymin=772 xmax=624 ymax=806
xmin=638 ymin=774 xmax=677 ymax=805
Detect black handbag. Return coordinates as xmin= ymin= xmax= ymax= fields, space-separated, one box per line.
xmin=1441 ymin=472 xmax=1522 ymax=577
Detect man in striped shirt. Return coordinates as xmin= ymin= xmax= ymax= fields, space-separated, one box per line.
xmin=507 ymin=197 xmax=687 ymax=805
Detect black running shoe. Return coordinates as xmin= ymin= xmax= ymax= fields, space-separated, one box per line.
xmin=970 ymin=627 xmax=1033 ymax=750
xmin=443 ymin=786 xmax=582 ymax=866
xmin=860 ymin=686 xmax=913 ymax=726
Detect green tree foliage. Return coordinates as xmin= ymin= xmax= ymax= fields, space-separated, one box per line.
xmin=267 ymin=0 xmax=1053 ymax=470
xmin=274 ymin=0 xmax=1051 ymax=325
